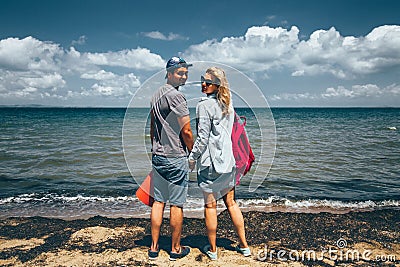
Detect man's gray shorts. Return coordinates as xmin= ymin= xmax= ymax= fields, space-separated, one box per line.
xmin=152 ymin=155 xmax=189 ymax=207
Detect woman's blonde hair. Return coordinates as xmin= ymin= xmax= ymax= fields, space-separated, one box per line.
xmin=206 ymin=67 xmax=231 ymax=115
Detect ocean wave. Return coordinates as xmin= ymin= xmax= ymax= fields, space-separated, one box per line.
xmin=0 ymin=193 xmax=137 ymax=205
xmin=1 ymin=193 xmax=399 ymax=211
xmin=235 ymin=197 xmax=400 ymax=211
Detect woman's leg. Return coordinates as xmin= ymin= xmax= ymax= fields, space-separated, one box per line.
xmin=203 ymin=192 xmax=218 ymax=252
xmin=223 ymin=188 xmax=249 ymax=248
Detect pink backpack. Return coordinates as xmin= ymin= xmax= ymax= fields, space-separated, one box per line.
xmin=231 ymin=113 xmax=255 ymax=185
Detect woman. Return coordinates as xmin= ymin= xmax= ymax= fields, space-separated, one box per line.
xmin=188 ymin=67 xmax=251 ymax=260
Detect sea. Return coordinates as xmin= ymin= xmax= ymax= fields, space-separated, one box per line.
xmin=1 ymin=107 xmax=399 ymax=219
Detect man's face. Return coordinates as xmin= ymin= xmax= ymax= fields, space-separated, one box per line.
xmin=167 ymin=67 xmax=188 ymax=87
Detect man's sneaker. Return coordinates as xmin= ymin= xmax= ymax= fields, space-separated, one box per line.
xmin=235 ymin=245 xmax=251 ymax=257
xmin=203 ymin=244 xmax=218 ymax=260
xmin=169 ymin=246 xmax=190 ymax=261
xmin=148 ymin=249 xmax=159 ymax=260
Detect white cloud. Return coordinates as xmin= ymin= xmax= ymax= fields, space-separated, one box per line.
xmin=291 ymin=70 xmax=305 ymax=76
xmin=294 ymin=26 xmax=400 ymax=78
xmin=322 ymin=84 xmax=399 ymax=98
xmin=270 ymin=92 xmax=317 ymax=101
xmin=142 ymin=31 xmax=188 ymax=41
xmin=322 ymin=86 xmax=353 ymax=98
xmin=81 ymin=70 xmax=116 ymax=80
xmin=184 ymin=25 xmax=400 ymax=79
xmin=84 ymin=48 xmax=164 ymax=70
xmin=81 ymin=71 xmax=140 ymax=97
xmin=0 ymin=70 xmax=66 ymax=98
xmin=270 ymin=83 xmax=400 ymax=102
xmin=2 ymin=24 xmax=400 ymax=107
xmin=0 ymin=36 xmax=164 ymax=102
xmin=71 ymin=35 xmax=87 ymax=46
xmin=185 ymin=26 xmax=300 ymax=72
xmin=0 ymin=36 xmax=63 ymax=72
xmin=22 ymin=72 xmax=65 ymax=89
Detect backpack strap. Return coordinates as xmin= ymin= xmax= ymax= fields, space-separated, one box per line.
xmin=239 ymin=115 xmax=246 ymax=126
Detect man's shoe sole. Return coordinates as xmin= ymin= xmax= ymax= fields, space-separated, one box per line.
xmin=169 ymin=246 xmax=190 ymax=260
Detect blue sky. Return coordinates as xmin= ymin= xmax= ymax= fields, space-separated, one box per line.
xmin=1 ymin=0 xmax=399 ymax=107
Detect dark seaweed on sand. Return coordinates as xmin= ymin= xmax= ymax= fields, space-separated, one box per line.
xmin=0 ymin=209 xmax=398 ymax=264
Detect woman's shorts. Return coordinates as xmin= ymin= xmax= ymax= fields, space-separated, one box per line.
xmin=197 ymin=165 xmax=235 ymax=200
xmin=152 ymin=155 xmax=189 ymax=207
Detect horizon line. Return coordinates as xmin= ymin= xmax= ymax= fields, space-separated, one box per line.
xmin=1 ymin=105 xmax=399 ymax=109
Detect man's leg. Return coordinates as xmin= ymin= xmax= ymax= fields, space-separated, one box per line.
xmin=150 ymin=201 xmax=166 ymax=251
xmin=170 ymin=205 xmax=183 ymax=253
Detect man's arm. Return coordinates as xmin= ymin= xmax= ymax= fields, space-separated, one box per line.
xmin=177 ymin=115 xmax=194 ymax=153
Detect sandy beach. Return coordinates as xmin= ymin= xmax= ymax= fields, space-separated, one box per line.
xmin=0 ymin=209 xmax=398 ymax=266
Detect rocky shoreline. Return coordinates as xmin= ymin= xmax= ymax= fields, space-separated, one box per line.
xmin=0 ymin=209 xmax=399 ymax=266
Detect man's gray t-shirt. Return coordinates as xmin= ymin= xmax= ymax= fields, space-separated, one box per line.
xmin=151 ymin=84 xmax=189 ymax=157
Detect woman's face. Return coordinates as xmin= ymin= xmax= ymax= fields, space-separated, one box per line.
xmin=201 ymin=73 xmax=219 ymax=95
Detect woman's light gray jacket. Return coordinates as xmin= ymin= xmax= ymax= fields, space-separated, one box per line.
xmin=188 ymin=94 xmax=235 ymax=174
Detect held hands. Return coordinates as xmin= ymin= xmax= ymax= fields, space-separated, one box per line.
xmin=188 ymin=159 xmax=196 ymax=172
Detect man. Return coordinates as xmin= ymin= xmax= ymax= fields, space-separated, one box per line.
xmin=148 ymin=56 xmax=194 ymax=261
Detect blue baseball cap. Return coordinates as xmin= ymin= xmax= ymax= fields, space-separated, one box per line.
xmin=166 ymin=56 xmax=192 ymax=71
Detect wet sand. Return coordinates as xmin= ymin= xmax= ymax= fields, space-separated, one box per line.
xmin=0 ymin=209 xmax=399 ymax=266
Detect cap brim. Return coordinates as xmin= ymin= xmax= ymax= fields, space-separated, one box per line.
xmin=179 ymin=63 xmax=192 ymax=68
xmin=166 ymin=63 xmax=193 ymax=70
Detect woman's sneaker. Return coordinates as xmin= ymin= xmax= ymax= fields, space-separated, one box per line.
xmin=235 ymin=245 xmax=251 ymax=257
xmin=169 ymin=246 xmax=190 ymax=261
xmin=203 ymin=245 xmax=218 ymax=260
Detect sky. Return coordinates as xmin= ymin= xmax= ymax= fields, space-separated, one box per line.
xmin=0 ymin=0 xmax=400 ymax=107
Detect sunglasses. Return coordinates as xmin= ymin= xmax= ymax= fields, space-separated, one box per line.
xmin=201 ymin=76 xmax=220 ymax=87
